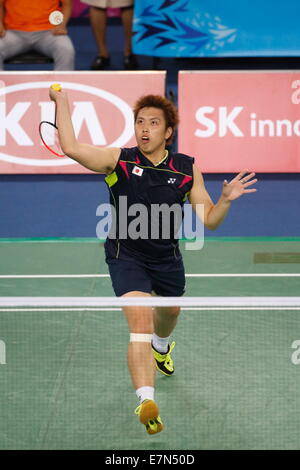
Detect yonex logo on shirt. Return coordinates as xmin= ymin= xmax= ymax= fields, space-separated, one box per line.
xmin=168 ymin=178 xmax=176 ymax=184
xmin=132 ymin=166 xmax=143 ymax=176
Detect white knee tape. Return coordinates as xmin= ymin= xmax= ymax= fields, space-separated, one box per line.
xmin=130 ymin=333 xmax=153 ymax=343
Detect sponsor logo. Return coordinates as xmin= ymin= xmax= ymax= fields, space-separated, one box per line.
xmin=0 ymin=81 xmax=134 ymax=166
xmin=194 ymin=105 xmax=300 ymax=138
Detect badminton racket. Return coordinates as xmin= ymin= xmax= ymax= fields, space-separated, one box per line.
xmin=39 ymin=83 xmax=65 ymax=157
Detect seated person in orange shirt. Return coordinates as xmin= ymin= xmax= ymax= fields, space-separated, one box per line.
xmin=0 ymin=0 xmax=75 ymax=70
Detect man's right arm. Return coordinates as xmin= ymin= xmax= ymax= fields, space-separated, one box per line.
xmin=0 ymin=0 xmax=6 ymax=37
xmin=50 ymin=87 xmax=121 ymax=174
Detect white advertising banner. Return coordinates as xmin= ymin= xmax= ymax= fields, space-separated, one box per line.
xmin=0 ymin=71 xmax=166 ymax=174
xmin=178 ymin=71 xmax=300 ymax=172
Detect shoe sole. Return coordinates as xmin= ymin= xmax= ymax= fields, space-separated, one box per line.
xmin=139 ymin=400 xmax=164 ymax=434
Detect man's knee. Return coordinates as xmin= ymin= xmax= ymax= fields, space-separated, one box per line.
xmin=173 ymin=307 xmax=181 ymax=316
xmin=0 ymin=34 xmax=21 ymax=58
xmin=52 ymin=38 xmax=75 ymax=69
xmin=127 ymin=314 xmax=153 ymax=334
xmin=55 ymin=40 xmax=75 ymax=60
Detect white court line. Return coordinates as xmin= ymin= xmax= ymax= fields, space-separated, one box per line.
xmin=1 ymin=273 xmax=300 ymax=278
xmin=1 ymin=297 xmax=300 ymax=307
xmin=0 ymin=274 xmax=109 ymax=278
xmin=186 ymin=273 xmax=300 ymax=277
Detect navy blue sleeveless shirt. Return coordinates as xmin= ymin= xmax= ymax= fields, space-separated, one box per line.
xmin=104 ymin=146 xmax=194 ymax=264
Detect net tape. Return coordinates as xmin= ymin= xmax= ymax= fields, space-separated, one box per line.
xmin=1 ymin=296 xmax=300 ymax=308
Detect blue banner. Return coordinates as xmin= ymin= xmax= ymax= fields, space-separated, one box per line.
xmin=132 ymin=0 xmax=300 ymax=57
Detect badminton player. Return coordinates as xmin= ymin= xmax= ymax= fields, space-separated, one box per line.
xmin=49 ymin=86 xmax=257 ymax=434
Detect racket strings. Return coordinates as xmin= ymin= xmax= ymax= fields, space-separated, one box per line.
xmin=39 ymin=121 xmax=65 ymax=157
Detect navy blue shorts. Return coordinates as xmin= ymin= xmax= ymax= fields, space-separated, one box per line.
xmin=105 ymin=242 xmax=185 ymax=297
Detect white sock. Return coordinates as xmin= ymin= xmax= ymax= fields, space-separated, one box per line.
xmin=152 ymin=333 xmax=170 ymax=353
xmin=136 ymin=386 xmax=154 ymax=404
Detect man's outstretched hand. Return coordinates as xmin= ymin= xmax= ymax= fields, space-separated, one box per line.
xmin=222 ymin=170 xmax=257 ymax=201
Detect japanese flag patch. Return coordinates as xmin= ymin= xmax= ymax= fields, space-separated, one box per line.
xmin=132 ymin=166 xmax=143 ymax=176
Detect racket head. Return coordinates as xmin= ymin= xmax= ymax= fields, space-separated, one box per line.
xmin=39 ymin=120 xmax=65 ymax=158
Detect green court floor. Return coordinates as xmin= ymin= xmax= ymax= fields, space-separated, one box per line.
xmin=1 ymin=238 xmax=300 ymax=449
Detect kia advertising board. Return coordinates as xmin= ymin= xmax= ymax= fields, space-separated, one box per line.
xmin=178 ymin=71 xmax=300 ymax=173
xmin=0 ymin=72 xmax=166 ymax=174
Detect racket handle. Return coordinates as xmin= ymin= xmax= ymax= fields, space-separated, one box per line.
xmin=51 ymin=84 xmax=61 ymax=126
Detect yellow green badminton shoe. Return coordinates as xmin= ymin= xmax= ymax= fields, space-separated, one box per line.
xmin=151 ymin=341 xmax=176 ymax=376
xmin=135 ymin=399 xmax=163 ymax=435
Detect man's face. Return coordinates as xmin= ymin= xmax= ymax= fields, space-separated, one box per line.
xmin=134 ymin=107 xmax=172 ymax=155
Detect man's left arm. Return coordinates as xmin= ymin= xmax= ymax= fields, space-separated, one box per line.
xmin=52 ymin=0 xmax=72 ymax=35
xmin=188 ymin=165 xmax=257 ymax=230
xmin=60 ymin=0 xmax=72 ymax=25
